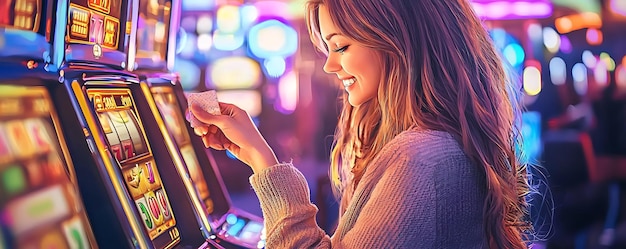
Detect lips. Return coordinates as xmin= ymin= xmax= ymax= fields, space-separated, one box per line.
xmin=342 ymin=78 xmax=356 ymax=88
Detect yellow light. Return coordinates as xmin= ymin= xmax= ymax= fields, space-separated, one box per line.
xmin=216 ymin=90 xmax=262 ymax=117
xmin=523 ymin=66 xmax=542 ymax=96
xmin=599 ymin=52 xmax=616 ymax=71
xmin=216 ymin=5 xmax=240 ymax=33
xmin=211 ymin=57 xmax=261 ymax=90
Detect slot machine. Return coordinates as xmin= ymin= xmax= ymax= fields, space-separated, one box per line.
xmin=0 ymin=87 xmax=100 ymax=249
xmin=0 ymin=0 xmax=100 ymax=248
xmin=129 ymin=1 xmax=265 ymax=248
xmin=50 ymin=0 xmax=216 ymax=248
xmin=147 ymin=84 xmax=266 ymax=249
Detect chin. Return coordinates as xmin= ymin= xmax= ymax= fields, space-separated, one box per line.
xmin=347 ymin=95 xmax=372 ymax=107
xmin=347 ymin=96 xmax=361 ymax=107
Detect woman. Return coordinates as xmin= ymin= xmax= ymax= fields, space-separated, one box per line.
xmin=191 ymin=0 xmax=533 ymax=248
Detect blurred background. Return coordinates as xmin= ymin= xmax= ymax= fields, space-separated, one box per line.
xmin=1 ymin=0 xmax=626 ymax=248
xmin=175 ymin=0 xmax=626 ymax=248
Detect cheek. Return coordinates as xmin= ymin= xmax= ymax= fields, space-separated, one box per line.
xmin=343 ymin=53 xmax=375 ymax=78
xmin=363 ymin=79 xmax=379 ymax=99
xmin=363 ymin=60 xmax=383 ymax=94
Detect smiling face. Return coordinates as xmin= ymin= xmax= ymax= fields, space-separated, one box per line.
xmin=317 ymin=5 xmax=383 ymax=107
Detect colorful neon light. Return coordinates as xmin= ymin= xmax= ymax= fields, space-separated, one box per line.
xmin=471 ymin=0 xmax=552 ymax=20
xmin=611 ymin=0 xmax=626 ymax=16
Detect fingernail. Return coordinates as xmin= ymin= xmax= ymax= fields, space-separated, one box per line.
xmin=202 ymin=137 xmax=209 ymax=148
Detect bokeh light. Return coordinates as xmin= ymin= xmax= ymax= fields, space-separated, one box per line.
xmin=216 ymin=5 xmax=241 ymax=33
xmin=210 ymin=57 xmax=262 ymax=90
xmin=523 ymin=66 xmax=542 ymax=96
xmin=277 ymin=70 xmax=298 ymax=114
xmin=549 ymin=57 xmax=567 ymax=85
xmin=572 ymin=63 xmax=588 ymax=96
xmin=543 ymin=27 xmax=561 ymax=53
xmin=217 ymin=90 xmax=263 ymax=117
xmin=174 ymin=59 xmax=201 ymax=90
xmin=248 ymin=20 xmax=298 ymax=59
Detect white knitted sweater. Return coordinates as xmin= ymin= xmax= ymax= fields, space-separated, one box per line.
xmin=250 ymin=129 xmax=488 ymax=248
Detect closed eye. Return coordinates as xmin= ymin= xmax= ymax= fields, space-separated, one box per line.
xmin=332 ymin=45 xmax=349 ymax=53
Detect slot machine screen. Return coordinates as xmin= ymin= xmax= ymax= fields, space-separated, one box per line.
xmin=86 ymin=88 xmax=180 ymax=249
xmin=136 ymin=0 xmax=171 ymax=61
xmin=0 ymin=86 xmax=95 ymax=249
xmin=67 ymin=0 xmax=122 ymax=50
xmin=150 ymin=86 xmax=215 ymax=216
xmin=0 ymin=0 xmax=40 ymax=32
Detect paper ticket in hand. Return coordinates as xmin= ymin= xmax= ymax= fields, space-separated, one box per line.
xmin=186 ymin=90 xmax=221 ymax=128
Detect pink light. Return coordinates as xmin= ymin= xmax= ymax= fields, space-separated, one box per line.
xmin=610 ymin=0 xmax=626 ymax=16
xmin=254 ymin=1 xmax=291 ymax=19
xmin=512 ymin=2 xmax=533 ymax=15
xmin=586 ymin=28 xmax=603 ymax=45
xmin=486 ymin=2 xmax=509 ymax=19
xmin=276 ymin=71 xmax=298 ymax=114
xmin=471 ymin=0 xmax=553 ymax=20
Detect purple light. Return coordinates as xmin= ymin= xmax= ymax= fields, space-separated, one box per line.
xmin=254 ymin=1 xmax=291 ymax=18
xmin=513 ymin=2 xmax=534 ymax=15
xmin=559 ymin=35 xmax=572 ymax=54
xmin=471 ymin=0 xmax=553 ymax=20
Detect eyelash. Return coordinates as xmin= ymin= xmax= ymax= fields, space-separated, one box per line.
xmin=332 ymin=45 xmax=349 ymax=54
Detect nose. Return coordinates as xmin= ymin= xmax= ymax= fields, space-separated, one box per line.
xmin=323 ymin=53 xmax=341 ymax=74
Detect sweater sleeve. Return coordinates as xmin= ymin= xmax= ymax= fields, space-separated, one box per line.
xmin=249 ymin=163 xmax=331 ymax=248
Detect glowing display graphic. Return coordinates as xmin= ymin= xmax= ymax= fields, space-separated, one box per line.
xmin=68 ymin=0 xmax=122 ymax=49
xmin=87 ymin=88 xmax=180 ymax=248
xmin=151 ymin=86 xmax=215 ymax=215
xmin=0 ymin=86 xmax=96 ymax=249
xmin=0 ymin=0 xmax=40 ymax=31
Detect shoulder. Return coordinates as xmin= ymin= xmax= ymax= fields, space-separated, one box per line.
xmin=372 ymin=129 xmax=479 ymax=182
xmin=385 ymin=129 xmax=466 ymax=163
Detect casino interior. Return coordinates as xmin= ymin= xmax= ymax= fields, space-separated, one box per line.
xmin=1 ymin=0 xmax=626 ymax=248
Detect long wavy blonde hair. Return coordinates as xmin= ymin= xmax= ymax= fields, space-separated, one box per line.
xmin=306 ymin=0 xmax=531 ymax=248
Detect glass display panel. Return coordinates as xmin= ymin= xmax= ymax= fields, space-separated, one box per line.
xmin=136 ymin=0 xmax=171 ymax=61
xmin=86 ymin=88 xmax=180 ymax=249
xmin=150 ymin=86 xmax=215 ymax=215
xmin=0 ymin=86 xmax=95 ymax=249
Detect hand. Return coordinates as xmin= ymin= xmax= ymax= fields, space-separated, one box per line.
xmin=190 ymin=102 xmax=278 ymax=173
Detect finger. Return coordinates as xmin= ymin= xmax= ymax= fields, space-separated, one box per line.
xmin=217 ymin=102 xmax=242 ymax=117
xmin=201 ymin=135 xmax=209 ymax=148
xmin=194 ymin=126 xmax=208 ymax=136
xmin=191 ymin=104 xmax=227 ymax=128
xmin=208 ymin=125 xmax=218 ymax=134
xmin=202 ymin=135 xmax=225 ymax=150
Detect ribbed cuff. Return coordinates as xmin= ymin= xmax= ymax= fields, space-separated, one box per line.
xmin=249 ymin=163 xmax=312 ymax=229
